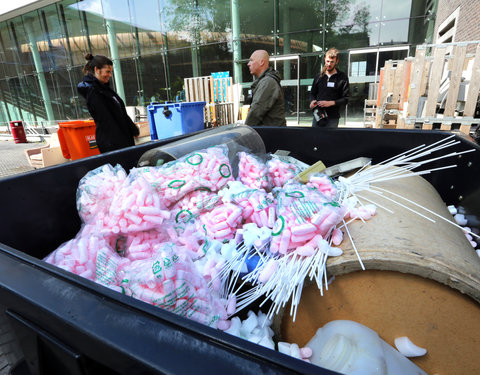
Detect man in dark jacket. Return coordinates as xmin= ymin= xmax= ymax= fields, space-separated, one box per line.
xmin=245 ymin=50 xmax=286 ymax=126
xmin=309 ymin=48 xmax=349 ymax=128
xmin=77 ymin=54 xmax=139 ymax=153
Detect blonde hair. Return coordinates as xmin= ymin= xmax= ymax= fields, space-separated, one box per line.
xmin=321 ymin=48 xmax=339 ymax=75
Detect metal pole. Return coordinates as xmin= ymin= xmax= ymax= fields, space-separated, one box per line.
xmin=231 ymin=0 xmax=242 ymax=83
xmin=24 ymin=22 xmax=55 ymax=121
xmin=105 ymin=19 xmax=126 ymax=102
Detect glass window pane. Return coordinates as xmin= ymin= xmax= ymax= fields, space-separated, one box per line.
xmin=279 ymin=0 xmax=324 ymax=34
xmin=279 ymin=31 xmax=324 ymax=56
xmin=23 ymin=74 xmax=47 ymax=122
xmin=409 ymin=15 xmax=433 ymax=46
xmin=241 ymin=37 xmax=276 ymax=64
xmin=69 ymin=0 xmax=109 ymax=57
xmin=119 ymin=57 xmax=140 ymax=106
xmin=102 ymin=0 xmax=136 ymax=58
xmin=8 ymin=18 xmax=35 ymax=75
xmin=129 ymin=0 xmax=164 ymax=55
xmin=139 ymin=54 xmax=167 ymax=104
xmin=37 ymin=5 xmax=70 ymax=68
xmin=49 ymin=69 xmax=79 ymax=119
xmin=61 ymin=1 xmax=90 ymax=66
xmin=45 ymin=72 xmax=64 ymax=120
xmin=379 ymin=19 xmax=409 ymax=45
xmin=328 ymin=0 xmax=382 ymax=28
xmin=300 ymin=54 xmax=322 ymax=80
xmin=166 ymin=48 xmax=193 ymax=102
xmin=71 ymin=65 xmax=91 ymax=118
xmin=381 ymin=0 xmax=412 ymax=21
xmin=160 ymin=0 xmax=195 ymax=49
xmin=0 ymin=79 xmax=12 ymax=122
xmin=197 ymin=0 xmax=231 ymax=44
xmin=328 ymin=22 xmax=380 ymax=49
xmin=349 ymin=52 xmax=378 ymax=78
xmin=0 ymin=25 xmax=11 ymax=78
xmin=199 ymin=43 xmax=233 ymax=77
xmin=237 ymin=0 xmax=273 ymax=39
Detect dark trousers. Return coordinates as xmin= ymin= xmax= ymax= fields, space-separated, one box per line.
xmin=312 ymin=117 xmax=340 ymax=128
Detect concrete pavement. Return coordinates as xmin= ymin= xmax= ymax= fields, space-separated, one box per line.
xmin=0 ymin=139 xmax=45 ymax=178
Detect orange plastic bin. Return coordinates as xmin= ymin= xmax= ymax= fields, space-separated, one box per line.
xmin=57 ymin=120 xmax=100 ymax=160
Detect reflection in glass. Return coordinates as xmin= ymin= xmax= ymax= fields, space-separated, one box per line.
xmin=381 ymin=0 xmax=412 ymax=21
xmin=102 ymin=0 xmax=135 ymax=58
xmin=8 ymin=18 xmax=34 ymax=75
xmin=37 ymin=5 xmax=71 ymax=68
xmin=379 ymin=19 xmax=409 ymax=45
xmin=120 ymin=58 xmax=141 ymax=106
xmin=50 ymin=68 xmax=79 ymax=119
xmin=279 ymin=0 xmax=324 ymax=34
xmin=138 ymin=54 xmax=168 ymax=104
xmin=238 ymin=0 xmax=273 ymax=40
xmin=199 ymin=43 xmax=233 ymax=77
xmin=71 ymin=65 xmax=91 ymax=118
xmin=197 ymin=0 xmax=231 ymax=44
xmin=69 ymin=0 xmax=109 ymax=57
xmin=166 ymin=48 xmax=193 ymax=102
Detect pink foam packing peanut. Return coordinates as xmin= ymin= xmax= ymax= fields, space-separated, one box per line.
xmin=121 ymin=243 xmax=229 ymax=329
xmin=307 ymin=174 xmax=338 ymax=201
xmin=237 ymin=152 xmax=272 ymax=190
xmin=230 ymin=188 xmax=277 ymax=228
xmin=107 ymin=170 xmax=171 ymax=234
xmin=140 ymin=146 xmax=234 ymax=207
xmin=44 ymin=232 xmax=127 ymax=288
xmin=200 ymin=203 xmax=244 ymax=241
xmin=345 ymin=204 xmax=377 ymax=221
xmin=76 ymin=164 xmax=127 ymax=224
xmin=270 ymin=181 xmax=346 ymax=255
xmin=170 ymin=190 xmax=221 ymax=224
xmin=267 ymin=157 xmax=300 ymax=188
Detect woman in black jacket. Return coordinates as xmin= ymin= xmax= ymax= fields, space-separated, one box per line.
xmin=77 ymin=54 xmax=139 ymax=153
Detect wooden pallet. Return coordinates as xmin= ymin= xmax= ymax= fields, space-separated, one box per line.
xmin=184 ymin=75 xmax=237 ymax=127
xmin=374 ymin=41 xmax=480 ymax=135
xmin=363 ymin=99 xmax=377 ymax=128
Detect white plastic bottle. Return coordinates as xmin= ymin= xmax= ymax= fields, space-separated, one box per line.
xmin=306 ymin=320 xmax=428 ymax=375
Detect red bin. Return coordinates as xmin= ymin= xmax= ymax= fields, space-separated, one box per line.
xmin=9 ymin=121 xmax=27 ymax=144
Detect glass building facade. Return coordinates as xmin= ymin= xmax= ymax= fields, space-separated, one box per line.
xmin=0 ymin=0 xmax=437 ymax=127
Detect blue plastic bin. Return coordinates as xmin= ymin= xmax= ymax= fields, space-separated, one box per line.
xmin=147 ymin=101 xmax=206 ymax=140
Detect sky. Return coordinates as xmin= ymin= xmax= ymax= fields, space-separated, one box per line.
xmin=0 ymin=0 xmax=39 ymax=16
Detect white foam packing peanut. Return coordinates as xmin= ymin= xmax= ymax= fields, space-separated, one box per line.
xmin=447 ymin=205 xmax=458 ymax=215
xmin=224 ymin=310 xmax=312 ymax=361
xmin=394 ymin=336 xmax=427 ymax=357
xmin=454 ymin=213 xmax=468 ymax=226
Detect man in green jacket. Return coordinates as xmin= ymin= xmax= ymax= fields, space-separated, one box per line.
xmin=245 ymin=50 xmax=287 ymax=126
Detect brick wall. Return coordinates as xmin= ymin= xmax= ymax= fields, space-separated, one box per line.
xmin=434 ymin=0 xmax=480 ymax=42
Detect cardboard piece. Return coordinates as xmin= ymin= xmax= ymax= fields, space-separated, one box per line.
xmin=280 ymin=270 xmax=480 ymax=375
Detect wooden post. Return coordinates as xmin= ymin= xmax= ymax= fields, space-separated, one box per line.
xmin=406 ymin=46 xmax=426 ymax=118
xmin=424 ymin=47 xmax=446 ymax=117
xmin=443 ymin=45 xmax=467 ymax=117
xmin=463 ymin=44 xmax=480 ymax=117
